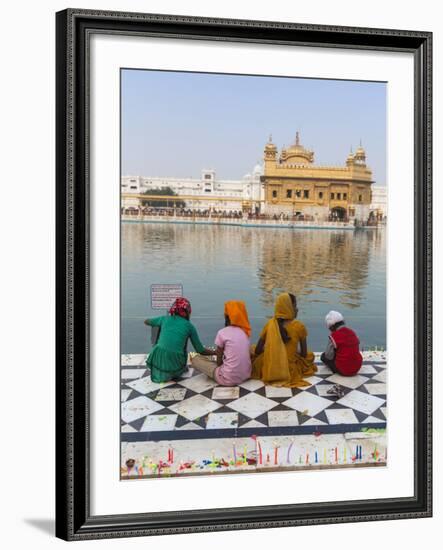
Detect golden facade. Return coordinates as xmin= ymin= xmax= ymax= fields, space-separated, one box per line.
xmin=263 ymin=132 xmax=373 ymax=222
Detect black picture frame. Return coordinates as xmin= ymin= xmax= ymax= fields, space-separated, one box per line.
xmin=55 ymin=8 xmax=432 ymax=541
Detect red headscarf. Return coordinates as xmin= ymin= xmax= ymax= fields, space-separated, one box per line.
xmin=169 ymin=297 xmax=192 ymax=319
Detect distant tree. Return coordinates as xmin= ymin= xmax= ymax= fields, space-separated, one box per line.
xmin=141 ymin=187 xmax=186 ymax=208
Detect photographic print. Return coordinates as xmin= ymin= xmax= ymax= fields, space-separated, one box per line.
xmin=56 ymin=9 xmax=432 ymax=539
xmin=120 ymin=69 xmax=388 ymax=479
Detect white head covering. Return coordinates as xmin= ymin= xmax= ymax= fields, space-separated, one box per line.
xmin=325 ymin=310 xmax=344 ymax=328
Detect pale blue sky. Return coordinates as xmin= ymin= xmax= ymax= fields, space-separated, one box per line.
xmin=121 ymin=69 xmax=386 ymax=185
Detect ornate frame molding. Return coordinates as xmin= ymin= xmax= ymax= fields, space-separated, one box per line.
xmin=55 ymin=9 xmax=432 ymax=540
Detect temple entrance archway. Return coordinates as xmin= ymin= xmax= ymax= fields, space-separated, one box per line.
xmin=330 ymin=206 xmax=347 ymax=221
xmin=369 ymin=210 xmax=383 ymax=222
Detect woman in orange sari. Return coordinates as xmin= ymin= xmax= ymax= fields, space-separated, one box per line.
xmin=251 ymin=292 xmax=317 ymax=387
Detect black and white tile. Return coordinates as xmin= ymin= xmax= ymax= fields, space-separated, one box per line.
xmin=121 ymin=352 xmax=387 ymax=440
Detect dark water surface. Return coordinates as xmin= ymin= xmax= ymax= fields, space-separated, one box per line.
xmin=121 ymin=222 xmax=386 ymax=354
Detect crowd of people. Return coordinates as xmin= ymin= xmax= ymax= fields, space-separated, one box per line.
xmin=144 ymin=294 xmax=363 ymax=394
xmin=122 ymin=204 xmax=385 ymax=226
xmin=123 ymin=207 xmax=244 ymax=218
xmin=122 ymin=207 xmax=322 ymax=222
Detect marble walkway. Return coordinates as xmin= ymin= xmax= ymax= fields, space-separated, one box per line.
xmin=121 ymin=351 xmax=387 ymax=442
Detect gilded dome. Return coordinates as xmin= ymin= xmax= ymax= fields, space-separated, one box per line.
xmin=354 ymin=145 xmax=367 ymax=165
xmin=264 ymin=136 xmax=277 ymax=151
xmin=346 ymin=151 xmax=355 ymax=164
xmin=281 ymin=132 xmax=314 ymax=164
xmin=264 ymin=135 xmax=277 ymax=161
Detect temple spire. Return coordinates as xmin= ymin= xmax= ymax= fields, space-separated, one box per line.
xmin=295 ymin=131 xmax=300 ymax=146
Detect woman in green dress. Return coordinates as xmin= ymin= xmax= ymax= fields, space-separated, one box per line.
xmin=144 ymin=297 xmax=214 ymax=383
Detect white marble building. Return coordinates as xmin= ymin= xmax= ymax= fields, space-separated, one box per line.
xmin=121 ymin=165 xmax=265 ymax=212
xmin=370 ymin=186 xmax=388 ymax=219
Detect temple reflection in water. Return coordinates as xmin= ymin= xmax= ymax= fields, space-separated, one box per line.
xmin=121 ymin=223 xmax=386 ymax=353
xmin=255 ymin=228 xmax=383 ymax=309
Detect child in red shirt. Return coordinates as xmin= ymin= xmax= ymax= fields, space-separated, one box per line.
xmin=321 ymin=310 xmax=363 ymax=376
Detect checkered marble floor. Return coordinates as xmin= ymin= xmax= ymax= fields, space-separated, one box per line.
xmin=121 ymin=352 xmax=387 ymax=441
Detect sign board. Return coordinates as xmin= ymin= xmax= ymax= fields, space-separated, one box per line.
xmin=150 ymin=283 xmax=183 ymax=310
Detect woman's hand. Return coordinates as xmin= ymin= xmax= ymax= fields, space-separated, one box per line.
xmin=255 ymin=336 xmax=265 ymax=357
xmin=215 ymin=346 xmax=224 ymax=366
xmin=143 ymin=319 xmax=150 ymax=326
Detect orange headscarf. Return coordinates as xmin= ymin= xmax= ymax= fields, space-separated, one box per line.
xmin=224 ymin=300 xmax=251 ymax=337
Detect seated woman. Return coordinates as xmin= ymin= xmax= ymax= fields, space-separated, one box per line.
xmin=321 ymin=310 xmax=363 ymax=376
xmin=251 ymin=292 xmax=317 ymax=387
xmin=144 ymin=297 xmax=213 ymax=383
xmin=191 ymin=300 xmax=252 ymax=386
